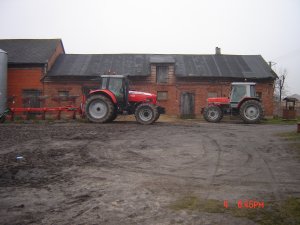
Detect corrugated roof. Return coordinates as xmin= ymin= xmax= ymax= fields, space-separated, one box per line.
xmin=0 ymin=39 xmax=62 ymax=64
xmin=48 ymin=54 xmax=276 ymax=79
xmin=48 ymin=54 xmax=150 ymax=76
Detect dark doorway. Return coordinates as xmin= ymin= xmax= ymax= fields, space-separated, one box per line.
xmin=180 ymin=92 xmax=195 ymax=118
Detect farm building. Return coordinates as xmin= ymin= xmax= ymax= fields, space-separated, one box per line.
xmin=0 ymin=39 xmax=64 ymax=108
xmin=0 ymin=39 xmax=277 ymax=117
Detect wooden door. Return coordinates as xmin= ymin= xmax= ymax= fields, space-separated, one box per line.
xmin=180 ymin=92 xmax=195 ymax=118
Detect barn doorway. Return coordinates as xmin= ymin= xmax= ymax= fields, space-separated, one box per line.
xmin=180 ymin=92 xmax=195 ymax=118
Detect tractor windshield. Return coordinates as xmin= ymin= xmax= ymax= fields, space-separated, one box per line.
xmin=108 ymin=78 xmax=124 ymax=96
xmin=230 ymin=85 xmax=246 ymax=103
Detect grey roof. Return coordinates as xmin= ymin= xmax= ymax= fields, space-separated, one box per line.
xmin=0 ymin=39 xmax=62 ymax=64
xmin=150 ymin=55 xmax=175 ymax=63
xmin=47 ymin=54 xmax=277 ymax=79
xmin=48 ymin=54 xmax=150 ymax=76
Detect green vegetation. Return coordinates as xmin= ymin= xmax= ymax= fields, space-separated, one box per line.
xmin=169 ymin=196 xmax=225 ymax=213
xmin=277 ymin=132 xmax=300 ymax=141
xmin=169 ymin=196 xmax=300 ymax=225
xmin=262 ymin=117 xmax=299 ymax=125
xmin=277 ymin=132 xmax=300 ymax=154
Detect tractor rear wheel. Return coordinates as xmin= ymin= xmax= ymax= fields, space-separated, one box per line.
xmin=135 ymin=103 xmax=158 ymax=125
xmin=203 ymin=105 xmax=223 ymax=123
xmin=108 ymin=111 xmax=118 ymax=122
xmin=239 ymin=100 xmax=264 ymax=123
xmin=85 ymin=94 xmax=114 ymax=123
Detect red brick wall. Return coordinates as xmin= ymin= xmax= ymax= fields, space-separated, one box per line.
xmin=131 ymin=81 xmax=274 ymax=116
xmin=7 ymin=68 xmax=44 ymax=107
xmin=256 ymin=82 xmax=275 ymax=116
xmin=42 ymin=62 xmax=275 ymax=117
xmin=43 ymin=81 xmax=99 ymax=107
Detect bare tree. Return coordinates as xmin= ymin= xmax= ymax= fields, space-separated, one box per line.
xmin=275 ymin=68 xmax=287 ymax=102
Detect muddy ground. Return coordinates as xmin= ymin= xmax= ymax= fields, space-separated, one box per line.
xmin=0 ymin=119 xmax=299 ymax=225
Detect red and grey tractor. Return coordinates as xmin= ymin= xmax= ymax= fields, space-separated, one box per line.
xmin=83 ymin=75 xmax=165 ymax=124
xmin=203 ymin=82 xmax=264 ymax=123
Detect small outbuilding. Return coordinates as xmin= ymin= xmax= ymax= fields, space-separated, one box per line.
xmin=283 ymin=95 xmax=299 ymax=119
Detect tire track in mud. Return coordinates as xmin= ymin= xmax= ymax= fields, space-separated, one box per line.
xmin=202 ymin=135 xmax=222 ymax=200
xmin=253 ymin=147 xmax=282 ymax=201
xmin=234 ymin=134 xmax=283 ymax=201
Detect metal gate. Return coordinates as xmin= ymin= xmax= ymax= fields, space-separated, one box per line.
xmin=180 ymin=92 xmax=195 ymax=118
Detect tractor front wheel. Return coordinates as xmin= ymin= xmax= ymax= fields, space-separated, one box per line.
xmin=239 ymin=100 xmax=264 ymax=123
xmin=203 ymin=105 xmax=223 ymax=123
xmin=85 ymin=94 xmax=114 ymax=123
xmin=135 ymin=103 xmax=158 ymax=125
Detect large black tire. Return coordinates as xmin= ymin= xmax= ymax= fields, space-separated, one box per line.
xmin=108 ymin=111 xmax=118 ymax=122
xmin=135 ymin=103 xmax=158 ymax=125
xmin=239 ymin=100 xmax=264 ymax=124
xmin=85 ymin=94 xmax=114 ymax=123
xmin=203 ymin=105 xmax=223 ymax=123
xmin=154 ymin=111 xmax=160 ymax=122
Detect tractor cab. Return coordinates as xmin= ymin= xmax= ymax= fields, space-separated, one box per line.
xmin=100 ymin=75 xmax=129 ymax=109
xmin=229 ymin=82 xmax=256 ymax=108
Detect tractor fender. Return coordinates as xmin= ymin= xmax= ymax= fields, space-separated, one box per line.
xmin=88 ymin=90 xmax=117 ymax=104
xmin=237 ymin=97 xmax=260 ymax=108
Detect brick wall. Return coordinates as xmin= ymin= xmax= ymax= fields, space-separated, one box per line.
xmin=42 ymin=62 xmax=275 ymax=117
xmin=6 ymin=40 xmax=65 ymax=108
xmin=7 ymin=68 xmax=44 ymax=107
xmin=130 ymin=81 xmax=274 ymax=116
xmin=43 ymin=81 xmax=99 ymax=107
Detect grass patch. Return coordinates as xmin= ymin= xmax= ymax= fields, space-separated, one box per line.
xmin=169 ymin=196 xmax=300 ymax=225
xmin=169 ymin=196 xmax=225 ymax=213
xmin=262 ymin=117 xmax=299 ymax=125
xmin=276 ymin=131 xmax=300 ymax=157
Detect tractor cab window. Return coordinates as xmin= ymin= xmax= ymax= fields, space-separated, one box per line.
xmin=250 ymin=85 xmax=256 ymax=97
xmin=230 ymin=85 xmax=246 ymax=103
xmin=108 ymin=78 xmax=124 ymax=95
xmin=101 ymin=78 xmax=108 ymax=89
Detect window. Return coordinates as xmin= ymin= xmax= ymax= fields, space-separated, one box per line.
xmin=250 ymin=85 xmax=256 ymax=97
xmin=230 ymin=86 xmax=246 ymax=103
xmin=58 ymin=91 xmax=69 ymax=97
xmin=22 ymin=89 xmax=41 ymax=108
xmin=207 ymin=92 xmax=218 ymax=98
xmin=157 ymin=91 xmax=168 ymax=100
xmin=57 ymin=91 xmax=70 ymax=101
xmin=108 ymin=78 xmax=124 ymax=96
xmin=156 ymin=65 xmax=168 ymax=83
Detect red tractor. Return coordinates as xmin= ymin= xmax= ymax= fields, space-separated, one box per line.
xmin=83 ymin=75 xmax=165 ymax=124
xmin=203 ymin=82 xmax=264 ymax=124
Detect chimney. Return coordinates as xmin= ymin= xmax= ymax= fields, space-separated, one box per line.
xmin=215 ymin=47 xmax=221 ymax=55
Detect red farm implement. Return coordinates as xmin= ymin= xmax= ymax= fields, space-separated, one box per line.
xmin=1 ymin=106 xmax=79 ymax=122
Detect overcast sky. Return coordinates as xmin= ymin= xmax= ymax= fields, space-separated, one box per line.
xmin=0 ymin=0 xmax=299 ymax=94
